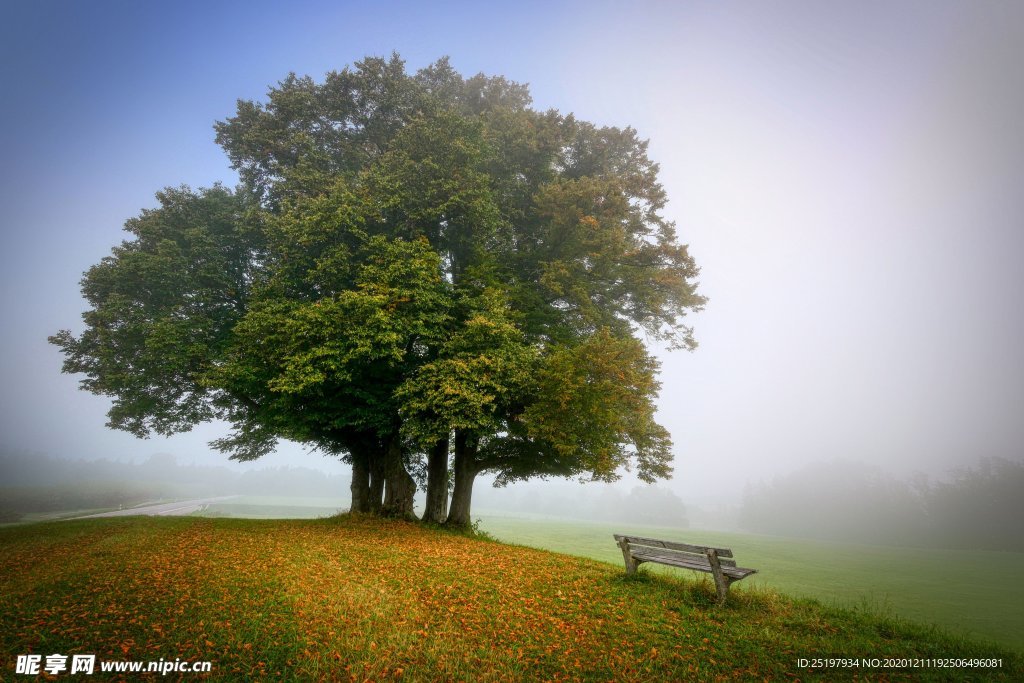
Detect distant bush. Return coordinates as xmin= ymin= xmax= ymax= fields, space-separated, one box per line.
xmin=738 ymin=461 xmax=928 ymax=545
xmin=0 ymin=505 xmax=23 ymax=523
xmin=0 ymin=451 xmax=352 ymax=514
xmin=484 ymin=482 xmax=689 ymax=527
xmin=924 ymin=458 xmax=1024 ymax=552
xmin=606 ymin=485 xmax=689 ymax=527
xmin=0 ymin=482 xmax=156 ymax=514
xmin=738 ymin=458 xmax=1024 ymax=551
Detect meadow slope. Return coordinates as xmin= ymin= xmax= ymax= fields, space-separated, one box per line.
xmin=0 ymin=516 xmax=1019 ymax=681
xmin=477 ymin=515 xmax=1024 ymax=653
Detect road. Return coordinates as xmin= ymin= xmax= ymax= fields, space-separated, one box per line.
xmin=73 ymin=496 xmax=239 ymax=518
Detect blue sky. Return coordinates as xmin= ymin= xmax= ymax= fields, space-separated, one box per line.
xmin=2 ymin=1 xmax=1022 ymax=503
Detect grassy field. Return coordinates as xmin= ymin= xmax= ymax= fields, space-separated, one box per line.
xmin=200 ymin=495 xmax=350 ymax=519
xmin=0 ymin=516 xmax=1019 ymax=681
xmin=477 ymin=514 xmax=1024 ymax=653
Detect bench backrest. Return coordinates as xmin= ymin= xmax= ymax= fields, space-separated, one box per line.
xmin=613 ymin=534 xmax=738 ymax=568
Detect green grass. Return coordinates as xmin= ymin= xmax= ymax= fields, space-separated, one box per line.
xmin=0 ymin=516 xmax=1019 ymax=681
xmin=2 ymin=507 xmax=121 ymax=524
xmin=198 ymin=495 xmax=349 ymax=519
xmin=476 ymin=514 xmax=1024 ymax=653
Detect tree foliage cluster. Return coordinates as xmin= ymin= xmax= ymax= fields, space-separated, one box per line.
xmin=738 ymin=457 xmax=1024 ymax=551
xmin=51 ymin=55 xmax=705 ymax=525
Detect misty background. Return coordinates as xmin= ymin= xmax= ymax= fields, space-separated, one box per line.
xmin=2 ymin=2 xmax=1022 ymax=543
xmin=3 ymin=450 xmax=1022 ymax=553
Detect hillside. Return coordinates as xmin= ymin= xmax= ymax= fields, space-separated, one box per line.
xmin=476 ymin=515 xmax=1024 ymax=652
xmin=0 ymin=516 xmax=1018 ymax=681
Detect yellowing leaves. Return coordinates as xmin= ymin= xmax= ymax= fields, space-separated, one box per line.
xmin=1 ymin=514 xmax=974 ymax=682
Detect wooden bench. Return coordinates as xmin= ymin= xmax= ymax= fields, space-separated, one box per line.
xmin=614 ymin=534 xmax=757 ymax=605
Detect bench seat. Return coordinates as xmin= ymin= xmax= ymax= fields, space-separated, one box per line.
xmin=614 ymin=534 xmax=757 ymax=605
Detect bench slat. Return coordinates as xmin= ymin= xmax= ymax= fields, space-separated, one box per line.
xmin=614 ymin=534 xmax=734 ymax=558
xmin=629 ymin=549 xmax=755 ymax=579
xmin=627 ymin=546 xmax=738 ymax=568
xmin=614 ymin=533 xmax=757 ymax=605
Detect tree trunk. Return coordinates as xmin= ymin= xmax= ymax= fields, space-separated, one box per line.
xmin=349 ymin=449 xmax=371 ymax=513
xmin=422 ymin=436 xmax=450 ymax=524
xmin=382 ymin=436 xmax=416 ymax=518
xmin=446 ymin=431 xmax=480 ymax=528
xmin=368 ymin=451 xmax=385 ymax=515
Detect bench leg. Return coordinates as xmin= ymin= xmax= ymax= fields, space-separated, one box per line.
xmin=714 ymin=576 xmax=732 ymax=606
xmin=617 ymin=539 xmax=640 ymax=575
xmin=705 ymin=548 xmax=731 ymax=605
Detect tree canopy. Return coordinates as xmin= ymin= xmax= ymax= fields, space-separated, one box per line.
xmin=51 ymin=54 xmax=705 ymax=525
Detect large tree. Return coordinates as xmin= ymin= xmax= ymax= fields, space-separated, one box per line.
xmin=51 ymin=55 xmax=705 ymax=525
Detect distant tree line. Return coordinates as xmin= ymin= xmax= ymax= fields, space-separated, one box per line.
xmin=0 ymin=452 xmax=350 ymax=521
xmin=479 ymin=483 xmax=689 ymax=527
xmin=738 ymin=458 xmax=1024 ymax=552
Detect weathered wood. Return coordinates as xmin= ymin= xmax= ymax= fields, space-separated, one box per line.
xmin=613 ymin=534 xmax=734 ymax=558
xmin=706 ymin=548 xmax=731 ymax=605
xmin=628 ymin=550 xmax=752 ymax=578
xmin=613 ymin=533 xmax=757 ymax=605
xmin=627 ymin=546 xmax=738 ymax=568
xmin=617 ymin=536 xmax=639 ymax=575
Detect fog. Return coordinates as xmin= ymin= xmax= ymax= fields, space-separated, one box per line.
xmin=5 ymin=449 xmax=1021 ymax=553
xmin=2 ymin=2 xmax=1023 ymax=539
xmin=0 ymin=451 xmax=350 ymax=520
